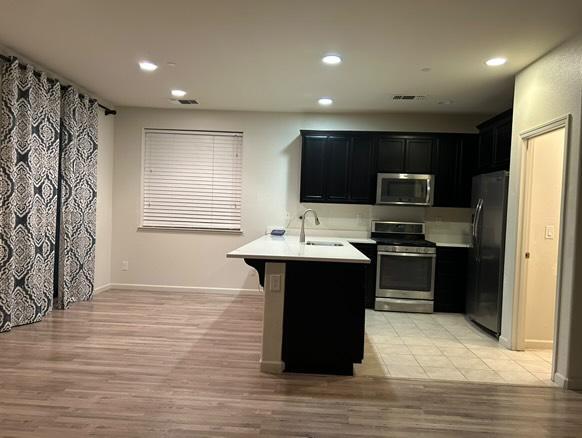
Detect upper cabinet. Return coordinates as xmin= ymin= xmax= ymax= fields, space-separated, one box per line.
xmin=300 ymin=132 xmax=375 ymax=204
xmin=348 ymin=135 xmax=375 ymax=202
xmin=377 ymin=135 xmax=433 ymax=174
xmin=433 ymin=134 xmax=477 ymax=208
xmin=300 ymin=130 xmax=478 ymax=208
xmin=475 ymin=109 xmax=513 ymax=174
xmin=300 ymin=135 xmax=327 ymax=202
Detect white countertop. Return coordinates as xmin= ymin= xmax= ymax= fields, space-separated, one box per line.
xmin=426 ymin=234 xmax=472 ymax=248
xmin=227 ymin=235 xmax=371 ymax=264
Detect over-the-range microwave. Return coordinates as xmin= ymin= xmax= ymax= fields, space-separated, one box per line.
xmin=376 ymin=173 xmax=434 ymax=206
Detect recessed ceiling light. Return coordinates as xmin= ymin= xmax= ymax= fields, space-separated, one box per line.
xmin=318 ymin=97 xmax=333 ymax=106
xmin=486 ymin=57 xmax=507 ymax=67
xmin=171 ymin=89 xmax=187 ymax=98
xmin=322 ymin=55 xmax=342 ymax=65
xmin=139 ymin=60 xmax=158 ymax=72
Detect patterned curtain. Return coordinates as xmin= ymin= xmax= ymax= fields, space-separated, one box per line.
xmin=55 ymin=88 xmax=98 ymax=309
xmin=0 ymin=60 xmax=61 ymax=332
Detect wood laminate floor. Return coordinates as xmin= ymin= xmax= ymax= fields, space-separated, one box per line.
xmin=1 ymin=289 xmax=581 ymax=438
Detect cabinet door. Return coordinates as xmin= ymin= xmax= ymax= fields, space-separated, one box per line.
xmin=405 ymin=138 xmax=433 ymax=173
xmin=456 ymin=135 xmax=477 ymax=207
xmin=325 ymin=136 xmax=350 ymax=202
xmin=477 ymin=128 xmax=494 ymax=173
xmin=348 ymin=136 xmax=374 ymax=203
xmin=377 ymin=137 xmax=405 ymax=173
xmin=434 ymin=247 xmax=468 ymax=313
xmin=433 ymin=135 xmax=458 ymax=207
xmin=494 ymin=119 xmax=511 ymax=169
xmin=300 ymin=135 xmax=327 ymax=202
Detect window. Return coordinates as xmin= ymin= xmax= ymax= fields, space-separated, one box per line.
xmin=141 ymin=129 xmax=242 ymax=232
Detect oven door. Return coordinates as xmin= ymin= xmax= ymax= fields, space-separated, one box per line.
xmin=376 ymin=250 xmax=436 ymax=300
xmin=376 ymin=173 xmax=434 ymax=206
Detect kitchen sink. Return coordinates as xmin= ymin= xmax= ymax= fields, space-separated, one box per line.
xmin=305 ymin=241 xmax=344 ymax=247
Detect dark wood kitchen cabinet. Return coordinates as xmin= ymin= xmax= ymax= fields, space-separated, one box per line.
xmin=434 ymin=247 xmax=468 ymax=313
xmin=300 ymin=131 xmax=374 ymax=204
xmin=433 ymin=134 xmax=477 ymax=208
xmin=475 ymin=109 xmax=512 ymax=175
xmin=376 ymin=135 xmax=433 ymax=174
xmin=348 ymin=135 xmax=375 ymax=202
xmin=325 ymin=136 xmax=350 ymax=202
xmin=300 ymin=135 xmax=327 ymax=202
xmin=300 ymin=129 xmax=478 ymax=207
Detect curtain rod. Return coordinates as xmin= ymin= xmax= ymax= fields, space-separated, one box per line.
xmin=0 ymin=54 xmax=117 ymax=116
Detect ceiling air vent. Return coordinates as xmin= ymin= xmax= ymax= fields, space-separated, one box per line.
xmin=169 ymin=98 xmax=199 ymax=105
xmin=392 ymin=95 xmax=427 ymax=101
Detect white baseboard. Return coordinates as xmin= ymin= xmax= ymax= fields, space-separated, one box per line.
xmin=260 ymin=359 xmax=284 ymax=374
xmin=94 ymin=283 xmax=113 ymax=294
xmin=525 ymin=339 xmax=553 ymax=349
xmin=499 ymin=335 xmax=513 ymax=349
xmin=109 ymin=283 xmax=259 ymax=295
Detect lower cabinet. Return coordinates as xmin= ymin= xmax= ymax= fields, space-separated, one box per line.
xmin=434 ymin=247 xmax=468 ymax=313
xmin=349 ymin=242 xmax=377 ymax=309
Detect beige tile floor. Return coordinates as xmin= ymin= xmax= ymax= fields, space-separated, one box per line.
xmin=355 ymin=310 xmax=555 ymax=386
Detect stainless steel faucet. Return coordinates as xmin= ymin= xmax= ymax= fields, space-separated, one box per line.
xmin=299 ymin=209 xmax=320 ymax=243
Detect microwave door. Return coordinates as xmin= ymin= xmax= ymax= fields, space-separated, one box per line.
xmin=377 ymin=174 xmax=433 ymax=206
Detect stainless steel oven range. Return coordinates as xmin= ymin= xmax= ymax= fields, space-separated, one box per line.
xmin=372 ymin=221 xmax=436 ymax=313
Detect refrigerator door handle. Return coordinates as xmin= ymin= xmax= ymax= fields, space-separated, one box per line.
xmin=472 ymin=198 xmax=483 ymax=241
xmin=474 ymin=198 xmax=484 ymax=255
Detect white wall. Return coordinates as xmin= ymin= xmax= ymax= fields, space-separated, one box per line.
xmin=503 ymin=32 xmax=582 ymax=388
xmin=111 ymin=108 xmax=481 ymax=291
xmin=94 ymin=112 xmax=115 ymax=290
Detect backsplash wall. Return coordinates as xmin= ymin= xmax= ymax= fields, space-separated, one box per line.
xmin=283 ymin=203 xmax=473 ymax=242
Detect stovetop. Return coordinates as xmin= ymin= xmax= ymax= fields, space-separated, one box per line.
xmin=371 ymin=234 xmax=436 ymax=248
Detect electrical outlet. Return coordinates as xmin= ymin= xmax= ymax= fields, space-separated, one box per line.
xmin=269 ymin=274 xmax=281 ymax=292
xmin=121 ymin=260 xmax=129 ymax=271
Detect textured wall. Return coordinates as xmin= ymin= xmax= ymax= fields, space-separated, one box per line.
xmin=504 ymin=32 xmax=582 ymax=388
xmin=94 ymin=112 xmax=115 ymax=290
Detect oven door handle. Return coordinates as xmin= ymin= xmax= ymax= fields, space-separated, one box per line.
xmin=378 ymin=252 xmax=436 ymax=258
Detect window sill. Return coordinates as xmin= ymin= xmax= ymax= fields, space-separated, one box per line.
xmin=137 ymin=226 xmax=243 ymax=235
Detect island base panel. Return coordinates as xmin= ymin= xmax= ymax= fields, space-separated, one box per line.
xmin=282 ymin=261 xmax=366 ymax=376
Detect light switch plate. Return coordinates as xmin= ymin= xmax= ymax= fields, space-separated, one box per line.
xmin=545 ymin=225 xmax=555 ymax=240
xmin=269 ymin=274 xmax=281 ymax=292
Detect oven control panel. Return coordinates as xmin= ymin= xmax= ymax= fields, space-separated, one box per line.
xmin=377 ymin=245 xmax=436 ymax=254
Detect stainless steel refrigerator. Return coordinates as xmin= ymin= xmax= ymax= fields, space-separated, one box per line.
xmin=467 ymin=171 xmax=509 ymax=337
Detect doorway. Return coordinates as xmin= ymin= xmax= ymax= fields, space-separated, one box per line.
xmin=516 ymin=121 xmax=568 ymax=380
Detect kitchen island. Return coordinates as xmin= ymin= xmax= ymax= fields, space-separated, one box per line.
xmin=227 ymin=235 xmax=370 ymax=375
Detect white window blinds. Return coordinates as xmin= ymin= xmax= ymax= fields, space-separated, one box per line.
xmin=142 ymin=129 xmax=243 ymax=231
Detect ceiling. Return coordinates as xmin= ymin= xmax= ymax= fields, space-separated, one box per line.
xmin=1 ymin=0 xmax=581 ymax=114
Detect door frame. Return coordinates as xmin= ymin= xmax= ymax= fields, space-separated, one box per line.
xmin=512 ymin=115 xmax=570 ymax=378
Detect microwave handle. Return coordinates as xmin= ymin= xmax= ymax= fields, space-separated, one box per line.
xmin=426 ymin=177 xmax=432 ymax=205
